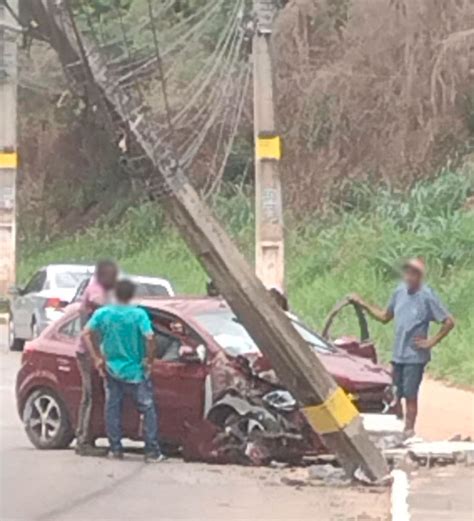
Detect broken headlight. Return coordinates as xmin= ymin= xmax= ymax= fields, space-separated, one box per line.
xmin=382 ymin=385 xmax=397 ymax=413
xmin=262 ymin=390 xmax=297 ymax=412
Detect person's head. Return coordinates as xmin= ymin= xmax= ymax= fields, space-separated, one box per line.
xmin=402 ymin=257 xmax=425 ymax=291
xmin=206 ymin=280 xmax=219 ymax=297
xmin=95 ymin=259 xmax=118 ymax=290
xmin=268 ymin=286 xmax=289 ymax=311
xmin=115 ymin=279 xmax=136 ymax=304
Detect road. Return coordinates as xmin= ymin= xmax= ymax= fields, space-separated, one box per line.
xmin=0 ymin=349 xmax=390 ymax=521
xmin=0 ymin=323 xmax=472 ymax=520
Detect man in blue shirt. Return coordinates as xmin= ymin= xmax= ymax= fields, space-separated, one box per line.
xmin=350 ymin=258 xmax=455 ymax=436
xmin=82 ymin=279 xmax=163 ymax=462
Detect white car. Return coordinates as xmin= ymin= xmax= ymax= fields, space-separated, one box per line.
xmin=72 ymin=274 xmax=175 ymax=302
xmin=128 ymin=275 xmax=175 ymax=298
xmin=8 ymin=264 xmax=94 ymax=350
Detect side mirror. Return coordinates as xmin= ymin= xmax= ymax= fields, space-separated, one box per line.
xmin=8 ymin=286 xmax=22 ymax=296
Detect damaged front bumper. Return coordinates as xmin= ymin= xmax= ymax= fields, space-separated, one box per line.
xmin=182 ymin=390 xmax=321 ymax=465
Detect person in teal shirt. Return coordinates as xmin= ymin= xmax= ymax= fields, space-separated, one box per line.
xmin=82 ymin=279 xmax=163 ymax=462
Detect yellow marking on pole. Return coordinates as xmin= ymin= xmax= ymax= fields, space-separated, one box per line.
xmin=0 ymin=152 xmax=18 ymax=169
xmin=256 ymin=135 xmax=281 ymax=160
xmin=302 ymin=387 xmax=359 ymax=434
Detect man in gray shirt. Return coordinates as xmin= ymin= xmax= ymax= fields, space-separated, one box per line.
xmin=350 ymin=258 xmax=455 ymax=436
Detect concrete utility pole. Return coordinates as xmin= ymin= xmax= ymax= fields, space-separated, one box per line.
xmin=32 ymin=0 xmax=388 ymax=481
xmin=0 ymin=0 xmax=19 ymax=296
xmin=253 ymin=0 xmax=284 ymax=291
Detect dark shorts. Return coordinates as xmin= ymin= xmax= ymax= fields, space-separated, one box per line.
xmin=392 ymin=363 xmax=426 ymax=399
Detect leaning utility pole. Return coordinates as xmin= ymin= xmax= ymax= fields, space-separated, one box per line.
xmin=0 ymin=0 xmax=19 ymax=296
xmin=253 ymin=0 xmax=284 ymax=291
xmin=32 ymin=0 xmax=388 ymax=481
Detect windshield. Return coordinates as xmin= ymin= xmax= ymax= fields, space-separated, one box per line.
xmin=194 ymin=310 xmax=334 ymax=357
xmin=135 ymin=283 xmax=170 ymax=297
xmin=54 ymin=271 xmax=90 ymax=289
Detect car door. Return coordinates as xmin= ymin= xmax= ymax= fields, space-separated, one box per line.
xmin=150 ymin=315 xmax=208 ymax=445
xmin=13 ymin=270 xmax=47 ymax=339
xmin=49 ymin=313 xmax=141 ymax=440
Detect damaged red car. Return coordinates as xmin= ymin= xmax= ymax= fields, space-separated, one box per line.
xmin=16 ymin=297 xmax=393 ymax=464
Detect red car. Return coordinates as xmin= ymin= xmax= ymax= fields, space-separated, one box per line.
xmin=16 ymin=297 xmax=392 ymax=464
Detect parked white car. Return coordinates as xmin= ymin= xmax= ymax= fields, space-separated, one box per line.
xmin=8 ymin=264 xmax=94 ymax=350
xmin=72 ymin=274 xmax=175 ymax=302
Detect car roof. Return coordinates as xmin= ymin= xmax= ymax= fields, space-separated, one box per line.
xmin=128 ymin=275 xmax=171 ymax=285
xmin=135 ymin=296 xmax=228 ymax=317
xmin=45 ymin=264 xmax=95 ymax=274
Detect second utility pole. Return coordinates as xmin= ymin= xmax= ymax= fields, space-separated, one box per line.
xmin=253 ymin=0 xmax=284 ymax=291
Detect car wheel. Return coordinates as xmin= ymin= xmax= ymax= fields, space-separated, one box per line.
xmin=8 ymin=316 xmax=24 ymax=351
xmin=23 ymin=388 xmax=74 ymax=450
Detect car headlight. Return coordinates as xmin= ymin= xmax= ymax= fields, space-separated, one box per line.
xmin=262 ymin=390 xmax=297 ymax=411
xmin=382 ymin=385 xmax=397 ymax=412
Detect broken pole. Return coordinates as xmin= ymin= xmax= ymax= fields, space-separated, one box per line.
xmin=35 ymin=0 xmax=388 ymax=481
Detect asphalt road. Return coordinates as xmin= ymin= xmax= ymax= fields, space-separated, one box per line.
xmin=0 ymin=338 xmax=389 ymax=521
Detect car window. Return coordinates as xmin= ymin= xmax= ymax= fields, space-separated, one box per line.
xmin=194 ymin=311 xmax=260 ymax=357
xmin=135 ymin=283 xmax=170 ymax=297
xmin=72 ymin=278 xmax=91 ymax=303
xmin=194 ymin=310 xmax=334 ymax=356
xmin=59 ymin=316 xmax=82 ymax=339
xmin=23 ymin=270 xmax=47 ymax=294
xmin=55 ymin=271 xmax=90 ymax=289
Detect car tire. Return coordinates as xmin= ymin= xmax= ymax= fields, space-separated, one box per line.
xmin=23 ymin=388 xmax=74 ymax=450
xmin=8 ymin=316 xmax=24 ymax=352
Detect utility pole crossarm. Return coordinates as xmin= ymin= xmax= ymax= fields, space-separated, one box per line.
xmin=33 ymin=0 xmax=388 ymax=481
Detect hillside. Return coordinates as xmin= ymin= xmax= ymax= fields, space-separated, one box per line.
xmin=16 ymin=0 xmax=474 ymax=242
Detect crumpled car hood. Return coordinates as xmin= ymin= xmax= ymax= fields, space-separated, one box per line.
xmin=243 ymin=348 xmax=391 ymax=392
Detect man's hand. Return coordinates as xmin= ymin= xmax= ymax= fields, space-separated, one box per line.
xmin=414 ymin=336 xmax=435 ymax=350
xmin=347 ymin=293 xmax=393 ymax=324
xmin=94 ymin=356 xmax=106 ymax=377
xmin=347 ymin=293 xmax=364 ymax=306
xmin=143 ymin=358 xmax=152 ymax=375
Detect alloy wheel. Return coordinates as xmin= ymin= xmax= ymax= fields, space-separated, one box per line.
xmin=28 ymin=395 xmax=61 ymax=443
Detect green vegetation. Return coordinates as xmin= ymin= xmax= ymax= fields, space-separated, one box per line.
xmin=19 ymin=171 xmax=474 ymax=385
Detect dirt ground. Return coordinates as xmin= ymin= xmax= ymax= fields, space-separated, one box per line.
xmin=417 ymin=377 xmax=474 ymax=440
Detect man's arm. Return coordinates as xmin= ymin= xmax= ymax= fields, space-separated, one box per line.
xmin=82 ymin=326 xmax=105 ymax=377
xmin=414 ymin=316 xmax=455 ymax=349
xmin=138 ymin=309 xmax=156 ymax=374
xmin=348 ymin=293 xmax=394 ymax=324
xmin=144 ymin=333 xmax=156 ymax=374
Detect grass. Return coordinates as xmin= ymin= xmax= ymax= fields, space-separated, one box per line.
xmin=18 ymin=171 xmax=474 ymax=385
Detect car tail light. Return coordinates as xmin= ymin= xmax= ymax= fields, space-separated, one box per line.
xmin=44 ymin=297 xmax=67 ymax=309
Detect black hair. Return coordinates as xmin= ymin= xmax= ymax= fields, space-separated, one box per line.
xmin=269 ymin=288 xmax=289 ymax=311
xmin=96 ymin=259 xmax=118 ymax=277
xmin=206 ymin=280 xmax=219 ymax=297
xmin=115 ymin=279 xmax=136 ymax=302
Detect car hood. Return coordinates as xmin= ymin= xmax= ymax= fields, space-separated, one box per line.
xmin=316 ymin=349 xmax=391 ymax=390
xmin=245 ymin=348 xmax=391 ymax=392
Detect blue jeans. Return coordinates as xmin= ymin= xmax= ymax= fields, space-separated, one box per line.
xmin=104 ymin=375 xmax=161 ymax=456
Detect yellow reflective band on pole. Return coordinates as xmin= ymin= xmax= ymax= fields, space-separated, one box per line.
xmin=302 ymin=387 xmax=359 ymax=434
xmin=0 ymin=152 xmax=18 ymax=169
xmin=256 ymin=135 xmax=281 ymax=160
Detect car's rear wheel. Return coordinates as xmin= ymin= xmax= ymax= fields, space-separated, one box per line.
xmin=23 ymin=388 xmax=74 ymax=449
xmin=8 ymin=316 xmax=24 ymax=351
